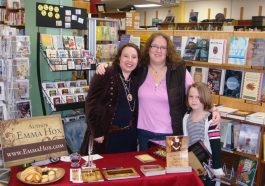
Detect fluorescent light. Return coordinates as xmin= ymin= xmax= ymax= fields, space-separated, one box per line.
xmin=134 ymin=4 xmax=162 ymax=8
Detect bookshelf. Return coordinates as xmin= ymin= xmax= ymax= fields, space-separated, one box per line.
xmin=156 ymin=22 xmax=224 ymax=30
xmin=127 ymin=29 xmax=265 ymax=186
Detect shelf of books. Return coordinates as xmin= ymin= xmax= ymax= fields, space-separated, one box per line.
xmin=127 ymin=29 xmax=265 ymax=186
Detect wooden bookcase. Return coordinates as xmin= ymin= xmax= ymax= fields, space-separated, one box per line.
xmin=127 ymin=29 xmax=265 ymax=186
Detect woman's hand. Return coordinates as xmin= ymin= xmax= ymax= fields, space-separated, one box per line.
xmin=94 ymin=136 xmax=104 ymax=143
xmin=96 ymin=64 xmax=107 ymax=75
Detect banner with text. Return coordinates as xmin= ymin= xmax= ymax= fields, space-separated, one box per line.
xmin=0 ymin=115 xmax=68 ymax=167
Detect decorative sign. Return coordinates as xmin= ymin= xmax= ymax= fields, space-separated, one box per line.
xmin=36 ymin=2 xmax=87 ymax=29
xmin=0 ymin=115 xmax=68 ymax=167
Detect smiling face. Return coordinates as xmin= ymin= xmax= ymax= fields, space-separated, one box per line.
xmin=188 ymin=87 xmax=204 ymax=112
xmin=149 ymin=36 xmax=167 ymax=66
xmin=119 ymin=46 xmax=139 ymax=75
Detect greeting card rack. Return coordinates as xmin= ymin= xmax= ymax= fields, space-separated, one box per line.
xmin=0 ymin=26 xmax=32 ymax=121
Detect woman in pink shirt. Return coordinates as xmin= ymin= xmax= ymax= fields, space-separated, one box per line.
xmin=97 ymin=32 xmax=220 ymax=151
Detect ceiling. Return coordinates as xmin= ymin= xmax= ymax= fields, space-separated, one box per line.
xmin=101 ymin=0 xmax=179 ymax=11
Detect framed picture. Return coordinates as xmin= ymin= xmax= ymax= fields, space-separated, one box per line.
xmin=96 ymin=3 xmax=106 ymax=13
xmin=163 ymin=16 xmax=174 ymax=23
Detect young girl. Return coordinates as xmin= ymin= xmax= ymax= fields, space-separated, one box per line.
xmin=183 ymin=82 xmax=224 ymax=186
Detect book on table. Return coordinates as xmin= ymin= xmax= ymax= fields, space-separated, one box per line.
xmin=102 ymin=168 xmax=140 ymax=180
xmin=135 ymin=154 xmax=156 ymax=163
xmin=140 ymin=164 xmax=166 ymax=176
xmin=70 ymin=168 xmax=104 ymax=183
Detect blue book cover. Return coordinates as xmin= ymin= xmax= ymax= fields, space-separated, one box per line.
xmin=228 ymin=36 xmax=249 ymax=65
xmin=223 ymin=70 xmax=243 ymax=98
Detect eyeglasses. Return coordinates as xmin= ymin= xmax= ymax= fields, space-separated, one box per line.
xmin=150 ymin=44 xmax=167 ymax=51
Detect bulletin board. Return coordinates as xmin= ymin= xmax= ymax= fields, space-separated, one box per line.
xmin=36 ymin=2 xmax=87 ymax=29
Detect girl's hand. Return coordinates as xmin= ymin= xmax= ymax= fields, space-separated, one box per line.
xmin=96 ymin=64 xmax=107 ymax=75
xmin=211 ymin=109 xmax=221 ymax=129
xmin=94 ymin=136 xmax=104 ymax=143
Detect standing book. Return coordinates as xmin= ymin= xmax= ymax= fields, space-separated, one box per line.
xmin=228 ymin=36 xmax=249 ymax=65
xmin=190 ymin=66 xmax=208 ymax=83
xmin=236 ymin=157 xmax=257 ymax=186
xmin=166 ymin=136 xmax=191 ymax=173
xmin=247 ymin=38 xmax=265 ymax=67
xmin=194 ymin=38 xmax=209 ymax=62
xmin=208 ymin=39 xmax=226 ymax=64
xmin=183 ymin=36 xmax=199 ymax=61
xmin=236 ymin=124 xmax=260 ymax=156
xmin=207 ymin=68 xmax=225 ymax=95
xmin=241 ymin=72 xmax=262 ymax=101
xmin=222 ymin=70 xmax=243 ymax=98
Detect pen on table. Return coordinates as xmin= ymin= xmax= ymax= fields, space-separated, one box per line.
xmin=101 ymin=167 xmax=123 ymax=170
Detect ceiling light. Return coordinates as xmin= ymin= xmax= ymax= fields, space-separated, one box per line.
xmin=134 ymin=4 xmax=162 ymax=8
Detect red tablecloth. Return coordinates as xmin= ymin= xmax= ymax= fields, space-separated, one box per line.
xmin=9 ymin=151 xmax=203 ymax=186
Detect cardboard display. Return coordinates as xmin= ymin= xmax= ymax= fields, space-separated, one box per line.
xmin=0 ymin=115 xmax=68 ymax=167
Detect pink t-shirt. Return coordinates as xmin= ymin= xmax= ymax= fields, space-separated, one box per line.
xmin=137 ymin=70 xmax=193 ymax=133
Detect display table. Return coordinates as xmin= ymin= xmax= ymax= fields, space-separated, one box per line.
xmin=9 ymin=151 xmax=203 ymax=186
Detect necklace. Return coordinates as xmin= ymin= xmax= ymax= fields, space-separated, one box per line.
xmin=119 ymin=74 xmax=135 ymax=111
xmin=149 ymin=65 xmax=167 ymax=88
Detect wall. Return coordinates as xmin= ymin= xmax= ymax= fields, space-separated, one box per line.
xmin=136 ymin=0 xmax=265 ymax=26
xmin=137 ymin=7 xmax=171 ymax=26
xmin=25 ymin=0 xmax=73 ymax=116
xmin=183 ymin=0 xmax=265 ymax=22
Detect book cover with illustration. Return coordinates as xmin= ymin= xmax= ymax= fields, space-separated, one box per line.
xmin=236 ymin=124 xmax=260 ymax=156
xmin=188 ymin=140 xmax=212 ymax=177
xmin=183 ymin=36 xmax=199 ymax=61
xmin=194 ymin=38 xmax=209 ymax=62
xmin=236 ymin=157 xmax=257 ymax=186
xmin=241 ymin=72 xmax=262 ymax=101
xmin=207 ymin=68 xmax=225 ymax=95
xmin=222 ymin=70 xmax=243 ymax=98
xmin=191 ymin=66 xmax=208 ymax=84
xmin=247 ymin=38 xmax=265 ymax=67
xmin=172 ymin=36 xmax=184 ymax=57
xmin=208 ymin=39 xmax=226 ymax=64
xmin=166 ymin=136 xmax=191 ymax=173
xmin=228 ymin=36 xmax=249 ymax=65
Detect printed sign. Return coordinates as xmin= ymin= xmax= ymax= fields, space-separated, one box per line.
xmin=0 ymin=115 xmax=68 ymax=167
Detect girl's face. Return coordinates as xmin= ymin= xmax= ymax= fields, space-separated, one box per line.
xmin=188 ymin=87 xmax=204 ymax=111
xmin=149 ymin=36 xmax=167 ymax=65
xmin=119 ymin=46 xmax=138 ymax=74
